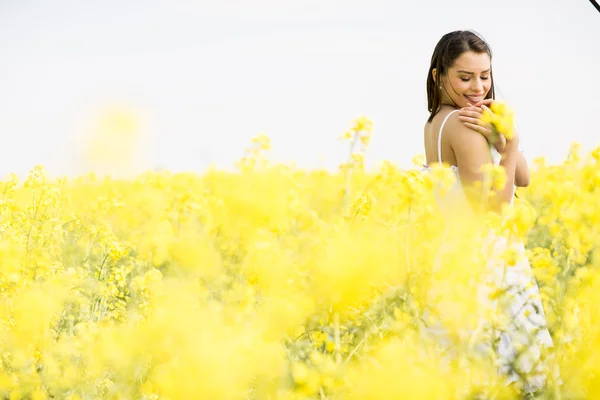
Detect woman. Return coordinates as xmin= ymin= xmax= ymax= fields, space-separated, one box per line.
xmin=421 ymin=30 xmax=555 ymax=394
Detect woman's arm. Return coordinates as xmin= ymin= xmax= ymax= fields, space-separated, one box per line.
xmin=515 ymin=150 xmax=529 ymax=187
xmin=446 ymin=114 xmax=519 ymax=213
xmin=459 ymin=105 xmax=529 ymax=188
xmin=492 ymin=137 xmax=529 ymax=187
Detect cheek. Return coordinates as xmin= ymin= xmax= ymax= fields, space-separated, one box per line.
xmin=450 ymin=79 xmax=470 ymax=93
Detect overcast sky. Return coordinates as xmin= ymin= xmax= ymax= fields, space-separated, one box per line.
xmin=0 ymin=0 xmax=599 ymax=178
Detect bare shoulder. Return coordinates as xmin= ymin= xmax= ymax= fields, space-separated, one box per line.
xmin=424 ymin=109 xmax=459 ymax=164
xmin=442 ymin=112 xmax=493 ymax=180
xmin=443 ymin=112 xmax=489 ymax=153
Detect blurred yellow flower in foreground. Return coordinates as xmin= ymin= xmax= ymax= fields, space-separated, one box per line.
xmin=0 ymin=114 xmax=596 ymax=399
xmin=82 ymin=106 xmax=141 ymax=177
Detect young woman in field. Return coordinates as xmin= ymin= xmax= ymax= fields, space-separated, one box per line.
xmin=421 ymin=30 xmax=555 ymax=394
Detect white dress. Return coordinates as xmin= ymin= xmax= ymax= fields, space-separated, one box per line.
xmin=422 ymin=110 xmax=555 ymax=393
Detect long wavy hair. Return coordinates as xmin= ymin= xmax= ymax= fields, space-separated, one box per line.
xmin=426 ymin=30 xmax=495 ymax=122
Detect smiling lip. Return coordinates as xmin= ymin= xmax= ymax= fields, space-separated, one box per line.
xmin=464 ymin=95 xmax=484 ymax=104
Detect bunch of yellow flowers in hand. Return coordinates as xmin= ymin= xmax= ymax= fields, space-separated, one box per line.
xmin=459 ymin=100 xmax=516 ymax=154
xmin=480 ymin=101 xmax=515 ymax=141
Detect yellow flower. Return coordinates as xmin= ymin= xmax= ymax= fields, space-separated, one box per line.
xmin=482 ymin=163 xmax=507 ymax=191
xmin=251 ymin=133 xmax=271 ymax=150
xmin=412 ymin=154 xmax=426 ymax=167
xmin=352 ymin=116 xmax=373 ymax=133
xmin=501 ymin=246 xmax=521 ymax=267
xmin=339 ymin=130 xmax=353 ymax=140
xmin=291 ymin=362 xmax=309 ymax=385
xmin=0 ymin=113 xmax=597 ymax=399
xmin=480 ymin=101 xmax=515 ymax=140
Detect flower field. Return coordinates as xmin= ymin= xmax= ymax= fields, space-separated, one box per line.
xmin=1 ymin=118 xmax=600 ymax=399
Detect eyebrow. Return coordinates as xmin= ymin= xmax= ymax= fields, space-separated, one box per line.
xmin=457 ymin=69 xmax=491 ymax=74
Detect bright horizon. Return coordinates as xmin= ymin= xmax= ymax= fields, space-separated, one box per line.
xmin=1 ymin=0 xmax=599 ymax=179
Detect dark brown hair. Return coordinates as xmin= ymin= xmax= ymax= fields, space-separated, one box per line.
xmin=426 ymin=30 xmax=495 ymax=122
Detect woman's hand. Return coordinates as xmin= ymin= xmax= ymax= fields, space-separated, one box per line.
xmin=458 ymin=99 xmax=507 ymax=153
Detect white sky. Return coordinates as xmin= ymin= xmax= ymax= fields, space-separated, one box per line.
xmin=0 ymin=0 xmax=599 ymax=178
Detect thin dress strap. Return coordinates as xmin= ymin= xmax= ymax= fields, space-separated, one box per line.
xmin=437 ymin=110 xmax=460 ymax=163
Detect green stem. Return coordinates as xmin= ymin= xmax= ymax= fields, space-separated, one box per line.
xmin=334 ymin=311 xmax=341 ymax=364
xmin=344 ymin=131 xmax=360 ymax=210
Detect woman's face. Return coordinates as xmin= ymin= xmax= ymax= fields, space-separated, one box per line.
xmin=436 ymin=51 xmax=492 ymax=108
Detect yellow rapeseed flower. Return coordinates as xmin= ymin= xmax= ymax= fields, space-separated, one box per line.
xmin=0 ymin=115 xmax=596 ymax=399
xmin=480 ymin=101 xmax=515 ymax=141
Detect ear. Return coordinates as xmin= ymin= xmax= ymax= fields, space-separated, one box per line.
xmin=432 ymin=68 xmax=437 ymax=83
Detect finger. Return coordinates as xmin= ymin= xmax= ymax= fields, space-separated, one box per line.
xmin=458 ymin=116 xmax=479 ymax=125
xmin=458 ymin=109 xmax=483 ymax=118
xmin=460 ymin=106 xmax=482 ymax=112
xmin=464 ymin=122 xmax=485 ymax=134
xmin=481 ymin=104 xmax=495 ymax=115
xmin=469 ymin=124 xmax=493 ymax=139
xmin=458 ymin=110 xmax=483 ymax=118
xmin=476 ymin=99 xmax=495 ymax=107
xmin=458 ymin=116 xmax=484 ymax=125
xmin=464 ymin=122 xmax=491 ymax=136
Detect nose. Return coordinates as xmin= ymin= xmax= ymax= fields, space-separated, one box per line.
xmin=472 ymin=78 xmax=484 ymax=92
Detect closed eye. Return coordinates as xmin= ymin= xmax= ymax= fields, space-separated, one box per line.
xmin=461 ymin=76 xmax=490 ymax=82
